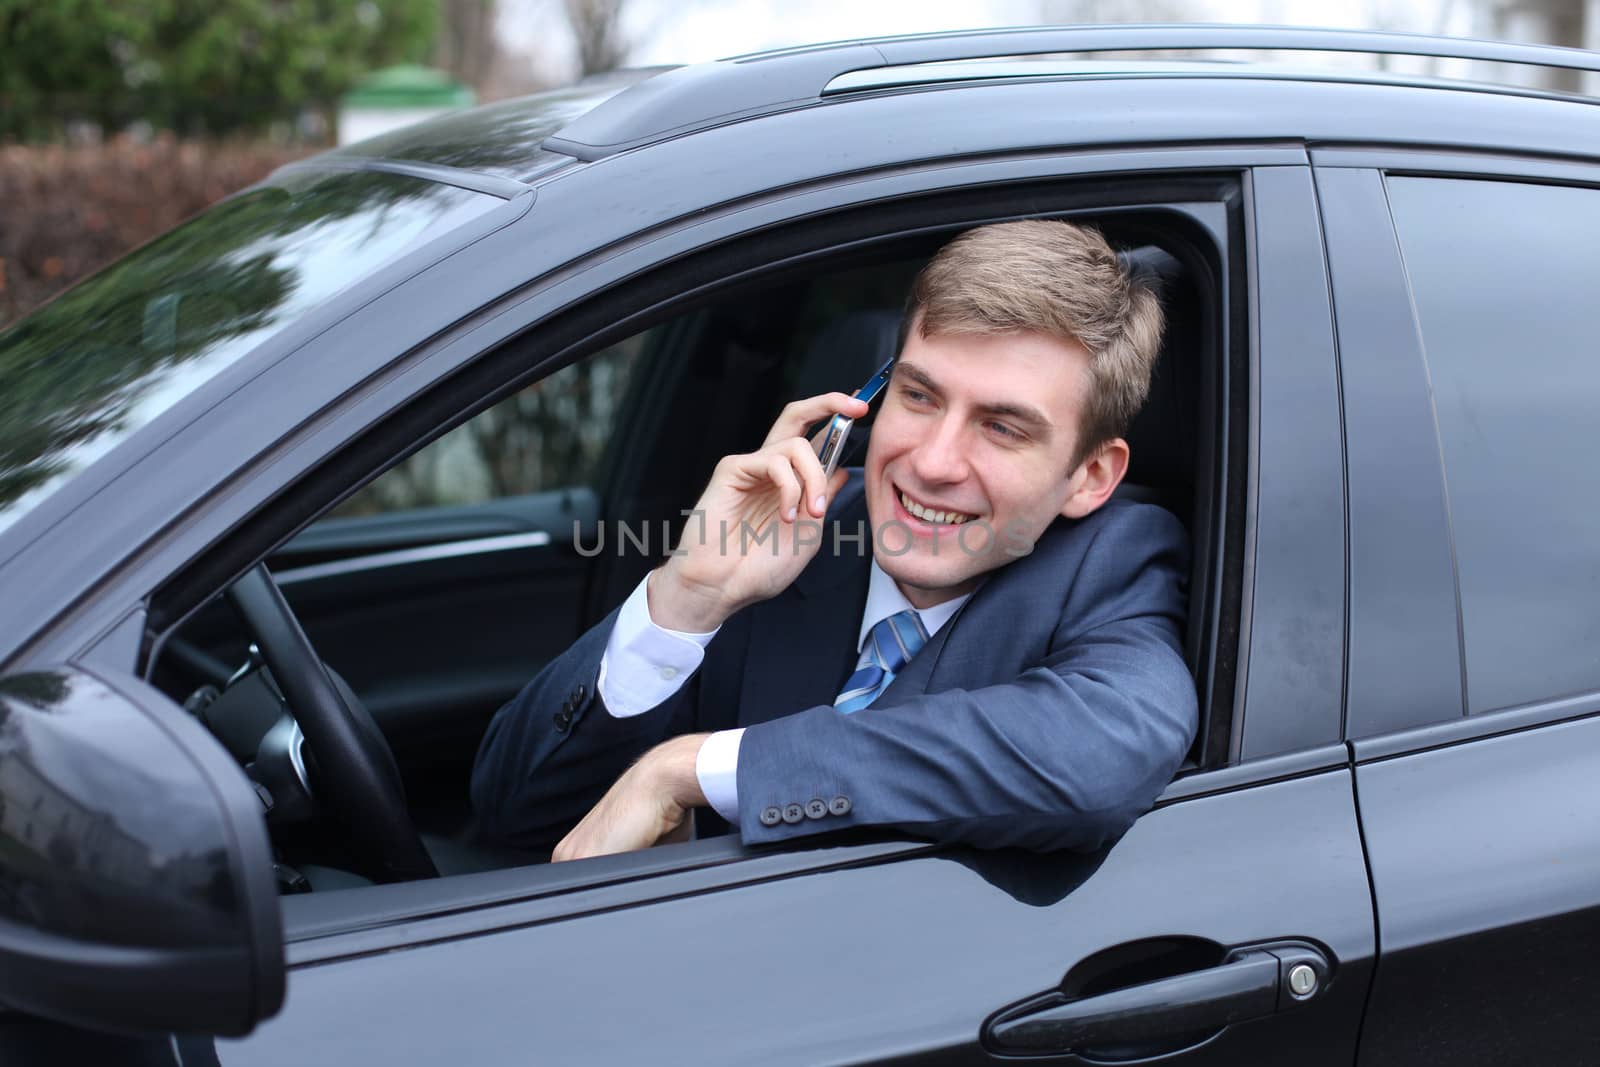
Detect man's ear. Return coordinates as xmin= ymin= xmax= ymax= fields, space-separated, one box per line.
xmin=1060 ymin=438 xmax=1130 ymax=519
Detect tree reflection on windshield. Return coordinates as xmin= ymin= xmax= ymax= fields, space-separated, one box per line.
xmin=0 ymin=168 xmax=498 ymax=534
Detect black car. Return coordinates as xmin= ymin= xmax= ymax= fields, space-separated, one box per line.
xmin=3 ymin=24 xmax=1600 ymax=1066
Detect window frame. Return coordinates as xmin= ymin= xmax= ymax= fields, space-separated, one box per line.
xmin=1318 ymin=149 xmax=1600 ymax=750
xmin=135 ymin=160 xmax=1261 ymax=938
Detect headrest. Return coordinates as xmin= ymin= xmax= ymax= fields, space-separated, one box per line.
xmin=791 ymin=309 xmax=902 ymax=400
xmin=1118 ymin=244 xmax=1198 ymax=498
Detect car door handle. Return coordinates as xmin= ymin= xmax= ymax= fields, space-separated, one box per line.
xmin=984 ymin=943 xmax=1330 ymax=1056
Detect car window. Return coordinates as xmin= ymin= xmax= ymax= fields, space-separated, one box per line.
xmin=326 ymin=334 xmax=649 ymax=518
xmin=0 ymin=169 xmax=501 ymax=535
xmin=153 ymin=212 xmax=1220 ymax=895
xmin=1386 ymin=175 xmax=1600 ymax=714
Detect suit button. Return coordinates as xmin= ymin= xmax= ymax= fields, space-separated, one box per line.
xmin=553 ymin=710 xmax=572 ymax=731
xmin=571 ymin=684 xmax=587 ymax=704
xmin=759 ymin=806 xmax=783 ymax=827
xmin=782 ymin=803 xmax=805 ymax=824
xmin=804 ymin=798 xmax=827 ymax=820
xmin=828 ymin=795 xmax=851 ymax=816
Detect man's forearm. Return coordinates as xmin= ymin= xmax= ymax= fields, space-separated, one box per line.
xmin=551 ymin=733 xmax=712 ymax=861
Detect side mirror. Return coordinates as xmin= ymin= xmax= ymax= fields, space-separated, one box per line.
xmin=0 ymin=665 xmax=284 ymax=1036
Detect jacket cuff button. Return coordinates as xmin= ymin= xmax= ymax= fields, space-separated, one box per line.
xmin=782 ymin=803 xmax=805 ymax=824
xmin=804 ymin=798 xmax=827 ymax=820
xmin=828 ymin=795 xmax=851 ymax=816
xmin=553 ymin=710 xmax=572 ymax=731
xmin=759 ymin=806 xmax=783 ymax=827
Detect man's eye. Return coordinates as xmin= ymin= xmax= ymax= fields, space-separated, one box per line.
xmin=902 ymin=387 xmax=932 ymax=405
xmin=986 ymin=420 xmax=1021 ymax=440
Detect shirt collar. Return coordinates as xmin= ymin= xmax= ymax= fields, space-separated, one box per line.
xmin=857 ymin=556 xmax=972 ymax=653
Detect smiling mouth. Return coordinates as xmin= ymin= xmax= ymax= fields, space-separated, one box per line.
xmin=898 ymin=487 xmax=976 ymax=526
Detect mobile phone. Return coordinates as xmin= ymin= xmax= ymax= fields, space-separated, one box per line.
xmin=811 ymin=357 xmax=896 ymax=477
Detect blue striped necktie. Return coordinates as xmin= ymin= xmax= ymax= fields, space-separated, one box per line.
xmin=834 ymin=609 xmax=928 ymax=714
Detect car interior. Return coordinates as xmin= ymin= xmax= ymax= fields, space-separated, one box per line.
xmin=144 ymin=207 xmax=1228 ymax=890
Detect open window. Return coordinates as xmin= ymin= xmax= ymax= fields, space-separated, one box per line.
xmin=143 ymin=179 xmax=1241 ymax=900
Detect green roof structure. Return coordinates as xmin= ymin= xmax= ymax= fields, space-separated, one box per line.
xmin=342 ymin=65 xmax=476 ymax=111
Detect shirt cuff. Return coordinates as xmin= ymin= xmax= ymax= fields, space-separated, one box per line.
xmin=695 ymin=728 xmax=744 ymax=822
xmin=597 ymin=573 xmax=719 ymax=718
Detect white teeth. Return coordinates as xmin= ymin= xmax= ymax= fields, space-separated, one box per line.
xmin=899 ymin=489 xmax=972 ymax=525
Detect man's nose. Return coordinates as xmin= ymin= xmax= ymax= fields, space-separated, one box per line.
xmin=909 ymin=416 xmax=971 ymax=484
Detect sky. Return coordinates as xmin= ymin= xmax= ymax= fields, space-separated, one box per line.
xmin=497 ymin=0 xmax=1477 ymax=79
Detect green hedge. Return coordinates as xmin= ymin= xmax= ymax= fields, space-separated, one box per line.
xmin=0 ymin=136 xmax=310 ymax=329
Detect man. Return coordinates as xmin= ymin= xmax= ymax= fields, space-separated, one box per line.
xmin=471 ymin=219 xmax=1197 ymax=861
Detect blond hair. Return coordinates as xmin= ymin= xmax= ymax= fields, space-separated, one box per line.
xmin=907 ymin=219 xmax=1165 ymax=470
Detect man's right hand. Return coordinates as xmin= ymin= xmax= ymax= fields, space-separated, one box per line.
xmin=648 ymin=392 xmax=870 ymax=633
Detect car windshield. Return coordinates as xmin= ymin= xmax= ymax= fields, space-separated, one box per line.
xmin=0 ymin=167 xmax=501 ymax=535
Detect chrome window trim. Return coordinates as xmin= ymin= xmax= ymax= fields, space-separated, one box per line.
xmin=275 ymin=531 xmax=553 ymax=585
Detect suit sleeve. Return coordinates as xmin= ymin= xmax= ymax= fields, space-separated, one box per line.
xmin=733 ymin=505 xmax=1198 ymax=852
xmin=469 ymin=605 xmax=697 ymax=851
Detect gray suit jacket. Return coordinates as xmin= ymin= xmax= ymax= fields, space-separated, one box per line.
xmin=471 ymin=478 xmax=1197 ymax=853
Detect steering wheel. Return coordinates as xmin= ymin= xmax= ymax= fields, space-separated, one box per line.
xmin=227 ymin=564 xmax=437 ymax=883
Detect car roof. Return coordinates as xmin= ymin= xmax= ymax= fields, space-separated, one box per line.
xmin=315 ymin=68 xmax=666 ymax=184
xmin=293 ymin=25 xmax=1600 ymax=189
xmin=541 ymin=24 xmax=1600 ymax=162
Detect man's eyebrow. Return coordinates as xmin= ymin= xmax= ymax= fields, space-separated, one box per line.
xmin=979 ymin=401 xmax=1053 ymax=437
xmin=893 ymin=361 xmax=942 ymax=394
xmin=895 ymin=360 xmax=1054 ymax=438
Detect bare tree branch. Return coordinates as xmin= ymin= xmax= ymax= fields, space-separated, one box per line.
xmin=434 ymin=0 xmax=502 ymax=92
xmin=565 ymin=0 xmax=629 ymax=75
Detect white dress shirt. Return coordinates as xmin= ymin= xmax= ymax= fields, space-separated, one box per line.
xmin=596 ymin=561 xmax=971 ymax=822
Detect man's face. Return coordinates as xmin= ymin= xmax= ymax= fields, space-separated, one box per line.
xmin=863 ymin=326 xmax=1117 ymax=608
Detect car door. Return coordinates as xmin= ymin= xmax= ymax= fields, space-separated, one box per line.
xmin=209 ymin=766 xmax=1365 ymax=1066
xmin=188 ymin=157 xmax=1376 ymax=1065
xmin=1316 ymin=157 xmax=1600 ymax=1063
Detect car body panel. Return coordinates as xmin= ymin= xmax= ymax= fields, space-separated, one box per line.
xmin=215 ymin=765 xmax=1372 ymax=1066
xmin=1314 ymin=165 xmax=1464 ymax=739
xmin=1236 ymin=165 xmax=1346 ymax=761
xmin=1323 ymin=141 xmax=1600 ymax=1064
xmin=1354 ymin=713 xmax=1600 ymax=1062
xmin=323 ymin=71 xmax=653 ymax=182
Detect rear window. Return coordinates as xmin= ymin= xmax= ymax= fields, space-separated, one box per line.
xmin=0 ymin=167 xmax=500 ymax=533
xmin=1387 ymin=175 xmax=1600 ymax=714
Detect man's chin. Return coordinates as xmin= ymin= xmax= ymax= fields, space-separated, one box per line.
xmin=876 ymin=555 xmax=986 ymax=607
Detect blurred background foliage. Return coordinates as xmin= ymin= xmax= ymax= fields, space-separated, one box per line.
xmin=0 ymin=0 xmax=609 ymax=328
xmin=0 ymin=0 xmax=440 ymax=139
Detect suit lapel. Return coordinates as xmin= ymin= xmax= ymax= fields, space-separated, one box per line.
xmin=737 ymin=492 xmax=873 ymax=726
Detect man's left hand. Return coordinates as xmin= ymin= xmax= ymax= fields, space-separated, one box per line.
xmin=552 ymin=733 xmax=711 ymax=862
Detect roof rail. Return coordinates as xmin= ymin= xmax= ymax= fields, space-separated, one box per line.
xmin=542 ymin=24 xmax=1600 ymax=161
